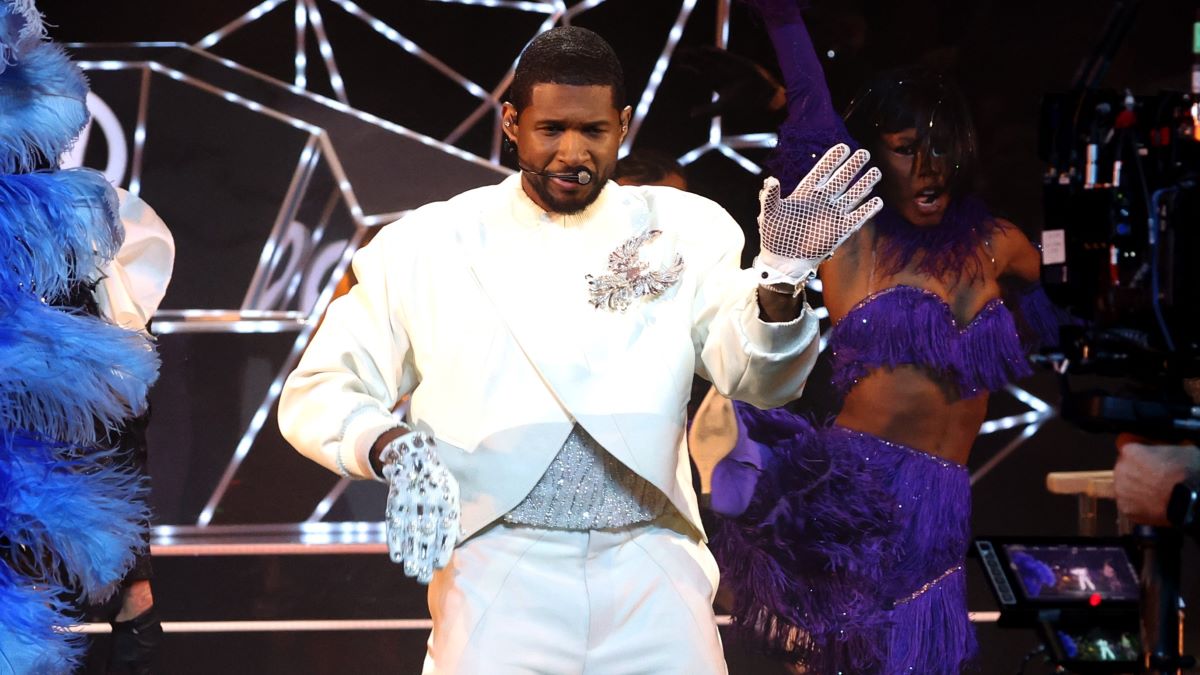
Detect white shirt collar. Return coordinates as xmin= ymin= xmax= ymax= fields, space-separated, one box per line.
xmin=504 ymin=172 xmax=617 ymax=232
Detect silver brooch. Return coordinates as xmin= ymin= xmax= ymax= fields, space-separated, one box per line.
xmin=586 ymin=229 xmax=684 ymax=311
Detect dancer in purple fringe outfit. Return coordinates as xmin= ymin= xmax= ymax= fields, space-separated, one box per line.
xmin=709 ymin=2 xmax=1063 ymax=673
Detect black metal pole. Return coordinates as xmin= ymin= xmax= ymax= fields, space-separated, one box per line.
xmin=1138 ymin=525 xmax=1183 ymax=674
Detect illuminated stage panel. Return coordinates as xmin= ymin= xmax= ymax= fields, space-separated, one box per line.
xmin=149 ymin=154 xmax=374 ymax=526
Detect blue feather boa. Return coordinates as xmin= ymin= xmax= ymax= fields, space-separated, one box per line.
xmin=1 ymin=4 xmax=159 ymax=671
xmin=0 ymin=168 xmax=121 ymax=298
xmin=0 ymin=432 xmax=149 ymax=673
xmin=0 ymin=561 xmax=82 ymax=675
xmin=0 ymin=434 xmax=149 ymax=599
xmin=0 ymin=291 xmax=159 ymax=445
xmin=0 ymin=41 xmax=88 ymax=173
xmin=0 ymin=0 xmax=44 ymax=73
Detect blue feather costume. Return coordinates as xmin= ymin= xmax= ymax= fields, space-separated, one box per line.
xmin=0 ymin=3 xmax=159 ymax=672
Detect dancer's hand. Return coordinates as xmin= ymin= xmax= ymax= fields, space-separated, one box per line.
xmin=755 ymin=143 xmax=882 ymax=286
xmin=381 ymin=431 xmax=460 ymax=584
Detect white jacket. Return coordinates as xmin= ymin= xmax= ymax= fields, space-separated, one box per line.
xmin=95 ymin=189 xmax=174 ymax=331
xmin=278 ymin=174 xmax=819 ymax=539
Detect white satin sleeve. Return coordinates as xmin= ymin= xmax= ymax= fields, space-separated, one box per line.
xmin=278 ymin=221 xmax=419 ymax=479
xmin=687 ymin=199 xmax=820 ymax=410
xmin=94 ymin=189 xmax=175 ymax=331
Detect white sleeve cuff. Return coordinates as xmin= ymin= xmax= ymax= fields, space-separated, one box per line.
xmin=753 ymin=250 xmax=817 ymax=286
xmin=341 ymin=409 xmax=403 ymax=480
xmin=738 ymin=293 xmax=816 ymax=356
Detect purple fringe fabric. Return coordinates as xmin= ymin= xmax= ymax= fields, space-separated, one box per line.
xmin=1013 ymin=283 xmax=1065 ymax=351
xmin=873 ymin=196 xmax=1007 ymax=285
xmin=746 ymin=0 xmax=857 ymax=194
xmin=712 ymin=406 xmax=977 ymax=674
xmin=828 ymin=285 xmax=1032 ymax=398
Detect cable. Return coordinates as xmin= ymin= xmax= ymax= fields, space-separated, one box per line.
xmin=1017 ymin=643 xmax=1046 ymax=674
xmin=1149 ymin=186 xmax=1178 ymax=352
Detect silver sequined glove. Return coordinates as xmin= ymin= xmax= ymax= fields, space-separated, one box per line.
xmin=755 ymin=143 xmax=883 ymax=288
xmin=381 ymin=431 xmax=460 ymax=584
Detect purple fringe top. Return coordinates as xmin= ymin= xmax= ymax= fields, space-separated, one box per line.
xmin=828 ymin=285 xmax=1032 ymax=398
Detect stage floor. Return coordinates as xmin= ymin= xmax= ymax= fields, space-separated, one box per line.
xmin=77 ymin=523 xmax=1200 ymax=674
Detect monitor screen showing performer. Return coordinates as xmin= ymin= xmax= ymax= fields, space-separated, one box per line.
xmin=1003 ymin=543 xmax=1139 ymax=603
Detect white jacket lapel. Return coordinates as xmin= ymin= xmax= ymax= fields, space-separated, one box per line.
xmin=465 ymin=180 xmax=694 ymax=511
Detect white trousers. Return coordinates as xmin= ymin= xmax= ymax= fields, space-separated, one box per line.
xmin=422 ymin=514 xmax=727 ymax=675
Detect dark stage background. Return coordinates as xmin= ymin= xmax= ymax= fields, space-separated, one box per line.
xmin=38 ymin=1 xmax=1200 ymax=673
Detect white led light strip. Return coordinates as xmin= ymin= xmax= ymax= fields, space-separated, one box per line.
xmin=675 ymin=0 xmax=774 ymax=172
xmin=188 ymin=0 xmax=714 ymax=164
xmin=619 ymin=0 xmax=697 ymax=156
xmin=67 ymin=612 xmax=1001 ymax=635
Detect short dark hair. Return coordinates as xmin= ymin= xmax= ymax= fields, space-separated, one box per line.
xmin=614 ymin=149 xmax=686 ymax=185
xmin=844 ymin=66 xmax=977 ymax=194
xmin=509 ymin=26 xmax=626 ymax=111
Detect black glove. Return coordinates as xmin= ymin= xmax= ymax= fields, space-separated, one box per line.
xmin=107 ymin=606 xmax=163 ymax=675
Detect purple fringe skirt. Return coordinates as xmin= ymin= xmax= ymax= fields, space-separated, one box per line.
xmin=711 ymin=405 xmax=977 ymax=674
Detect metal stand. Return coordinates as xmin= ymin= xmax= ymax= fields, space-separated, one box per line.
xmin=1137 ymin=526 xmax=1194 ymax=674
xmin=1045 ymin=470 xmax=1125 ymax=536
xmin=1046 ymin=471 xmax=1194 ymax=673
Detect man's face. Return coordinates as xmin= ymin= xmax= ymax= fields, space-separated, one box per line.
xmin=503 ymin=84 xmax=631 ymax=215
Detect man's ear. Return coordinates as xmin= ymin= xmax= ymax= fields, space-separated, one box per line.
xmin=619 ymin=105 xmax=632 ymax=141
xmin=502 ymin=102 xmax=519 ymax=145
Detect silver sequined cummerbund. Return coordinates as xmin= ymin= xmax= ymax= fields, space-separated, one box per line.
xmin=503 ymin=424 xmax=670 ymax=530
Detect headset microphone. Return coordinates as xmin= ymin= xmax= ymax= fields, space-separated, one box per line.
xmin=520 ymin=166 xmax=592 ymax=185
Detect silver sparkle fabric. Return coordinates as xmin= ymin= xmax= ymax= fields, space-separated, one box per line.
xmin=503 ymin=424 xmax=670 ymax=530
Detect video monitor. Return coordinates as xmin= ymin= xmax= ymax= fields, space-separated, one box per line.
xmin=973 ymin=537 xmax=1140 ymax=613
xmin=1003 ymin=543 xmax=1139 ymax=603
xmin=1050 ymin=625 xmax=1140 ymax=662
xmin=973 ymin=537 xmax=1144 ymax=673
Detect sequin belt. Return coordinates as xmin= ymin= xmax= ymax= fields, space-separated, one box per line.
xmin=893 ymin=564 xmax=964 ymax=607
xmin=503 ymin=424 xmax=670 ymax=530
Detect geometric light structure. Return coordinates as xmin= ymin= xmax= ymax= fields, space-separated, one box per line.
xmin=67 ymin=42 xmax=506 ymax=531
xmin=676 ymin=0 xmax=774 ymax=174
xmin=192 ymin=0 xmax=720 ymax=164
xmin=970 ymin=384 xmax=1057 ymax=487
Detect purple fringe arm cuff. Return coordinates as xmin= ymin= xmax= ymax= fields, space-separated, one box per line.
xmin=1014 ymin=282 xmax=1068 ymax=351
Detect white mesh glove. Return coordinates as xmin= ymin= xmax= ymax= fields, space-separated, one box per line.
xmin=381 ymin=431 xmax=460 ymax=584
xmin=755 ymin=143 xmax=883 ymax=287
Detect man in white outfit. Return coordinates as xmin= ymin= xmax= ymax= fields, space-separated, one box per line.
xmin=279 ymin=25 xmax=880 ymax=674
